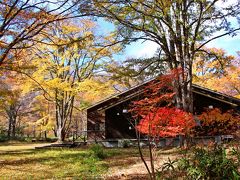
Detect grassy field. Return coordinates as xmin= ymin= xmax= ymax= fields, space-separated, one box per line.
xmin=0 ymin=142 xmax=142 ymax=179
xmin=2 ymin=141 xmax=238 ymax=179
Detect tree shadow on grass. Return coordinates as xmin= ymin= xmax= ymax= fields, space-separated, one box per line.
xmin=0 ymin=150 xmax=35 ymax=155
xmin=0 ymin=156 xmax=54 ymax=166
xmin=0 ymin=148 xmax=90 ymax=167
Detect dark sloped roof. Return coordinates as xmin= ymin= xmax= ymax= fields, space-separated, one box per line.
xmin=86 ymin=79 xmax=240 ymax=112
xmin=192 ymin=84 xmax=240 ymax=106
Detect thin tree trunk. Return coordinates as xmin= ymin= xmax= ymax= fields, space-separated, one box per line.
xmin=148 ymin=137 xmax=156 ymax=180
xmin=12 ymin=116 xmax=16 ymax=138
xmin=7 ymin=118 xmax=12 ymax=139
xmin=44 ymin=131 xmax=47 ymax=140
xmin=135 ymin=119 xmax=153 ymax=180
xmin=12 ymin=122 xmax=16 ymax=138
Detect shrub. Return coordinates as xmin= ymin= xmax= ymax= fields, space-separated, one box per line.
xmin=0 ymin=134 xmax=8 ymax=142
xmin=90 ymin=144 xmax=106 ymax=159
xmin=178 ymin=146 xmax=240 ymax=179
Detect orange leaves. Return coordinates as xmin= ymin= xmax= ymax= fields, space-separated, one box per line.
xmin=197 ymin=108 xmax=240 ymax=136
xmin=193 ymin=47 xmax=240 ymax=98
xmin=136 ymin=107 xmax=195 ymax=137
xmin=216 ymin=65 xmax=240 ymax=98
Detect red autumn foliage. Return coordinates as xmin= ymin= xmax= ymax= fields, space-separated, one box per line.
xmin=136 ymin=107 xmax=195 ymax=137
xmin=130 ymin=69 xmax=180 ymax=117
xmin=131 ymin=69 xmax=195 ymax=137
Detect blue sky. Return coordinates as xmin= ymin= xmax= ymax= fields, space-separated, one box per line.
xmin=206 ymin=34 xmax=240 ymax=56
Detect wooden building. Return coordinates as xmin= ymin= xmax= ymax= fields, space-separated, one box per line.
xmin=85 ymin=80 xmax=240 ymax=141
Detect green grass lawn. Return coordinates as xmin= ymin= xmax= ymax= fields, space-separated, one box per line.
xmin=0 ymin=142 xmax=140 ymax=179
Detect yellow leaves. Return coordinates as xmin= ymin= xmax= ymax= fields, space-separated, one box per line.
xmin=35 ymin=114 xmax=55 ymax=131
xmin=56 ymin=66 xmax=70 ymax=76
xmin=156 ymin=0 xmax=173 ymax=14
xmin=235 ymin=94 xmax=240 ymax=99
xmin=62 ymin=24 xmax=80 ymax=34
xmin=77 ymin=78 xmax=115 ymax=104
xmin=104 ymin=32 xmax=117 ymax=43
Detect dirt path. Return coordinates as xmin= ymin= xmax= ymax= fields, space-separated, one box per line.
xmin=104 ymin=149 xmax=179 ymax=180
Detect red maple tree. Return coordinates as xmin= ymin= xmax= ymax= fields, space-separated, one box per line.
xmin=131 ymin=69 xmax=195 ymax=137
xmin=129 ymin=69 xmax=196 ymax=180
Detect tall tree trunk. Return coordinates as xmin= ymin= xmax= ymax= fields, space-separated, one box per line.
xmin=182 ymin=56 xmax=193 ymax=113
xmin=169 ymin=46 xmax=194 ymax=113
xmin=57 ymin=128 xmax=62 ymax=143
xmin=56 ymin=127 xmax=66 ymax=143
xmin=56 ymin=100 xmax=67 ymax=143
xmin=6 ymin=104 xmax=19 ymax=139
xmin=55 ymin=94 xmax=75 ymax=143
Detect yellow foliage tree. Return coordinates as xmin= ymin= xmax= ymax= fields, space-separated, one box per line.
xmin=25 ymin=19 xmax=120 ymax=142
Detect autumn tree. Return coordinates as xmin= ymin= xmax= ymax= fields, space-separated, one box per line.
xmin=130 ymin=70 xmax=195 ymax=180
xmin=218 ymin=62 xmax=240 ymax=98
xmin=0 ymin=71 xmax=35 ymax=139
xmin=193 ymin=48 xmax=240 ymax=98
xmin=216 ymin=52 xmax=240 ymax=98
xmin=0 ymin=79 xmax=21 ymax=138
xmin=0 ymin=0 xmax=94 ymax=66
xmin=131 ymin=70 xmax=196 ymax=135
xmin=89 ymin=0 xmax=240 ymax=112
xmin=26 ymin=20 xmax=119 ymax=142
xmin=137 ymin=107 xmax=194 ymax=138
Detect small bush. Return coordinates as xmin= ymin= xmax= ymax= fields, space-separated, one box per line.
xmin=156 ymin=157 xmax=179 ymax=179
xmin=90 ymin=144 xmax=106 ymax=159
